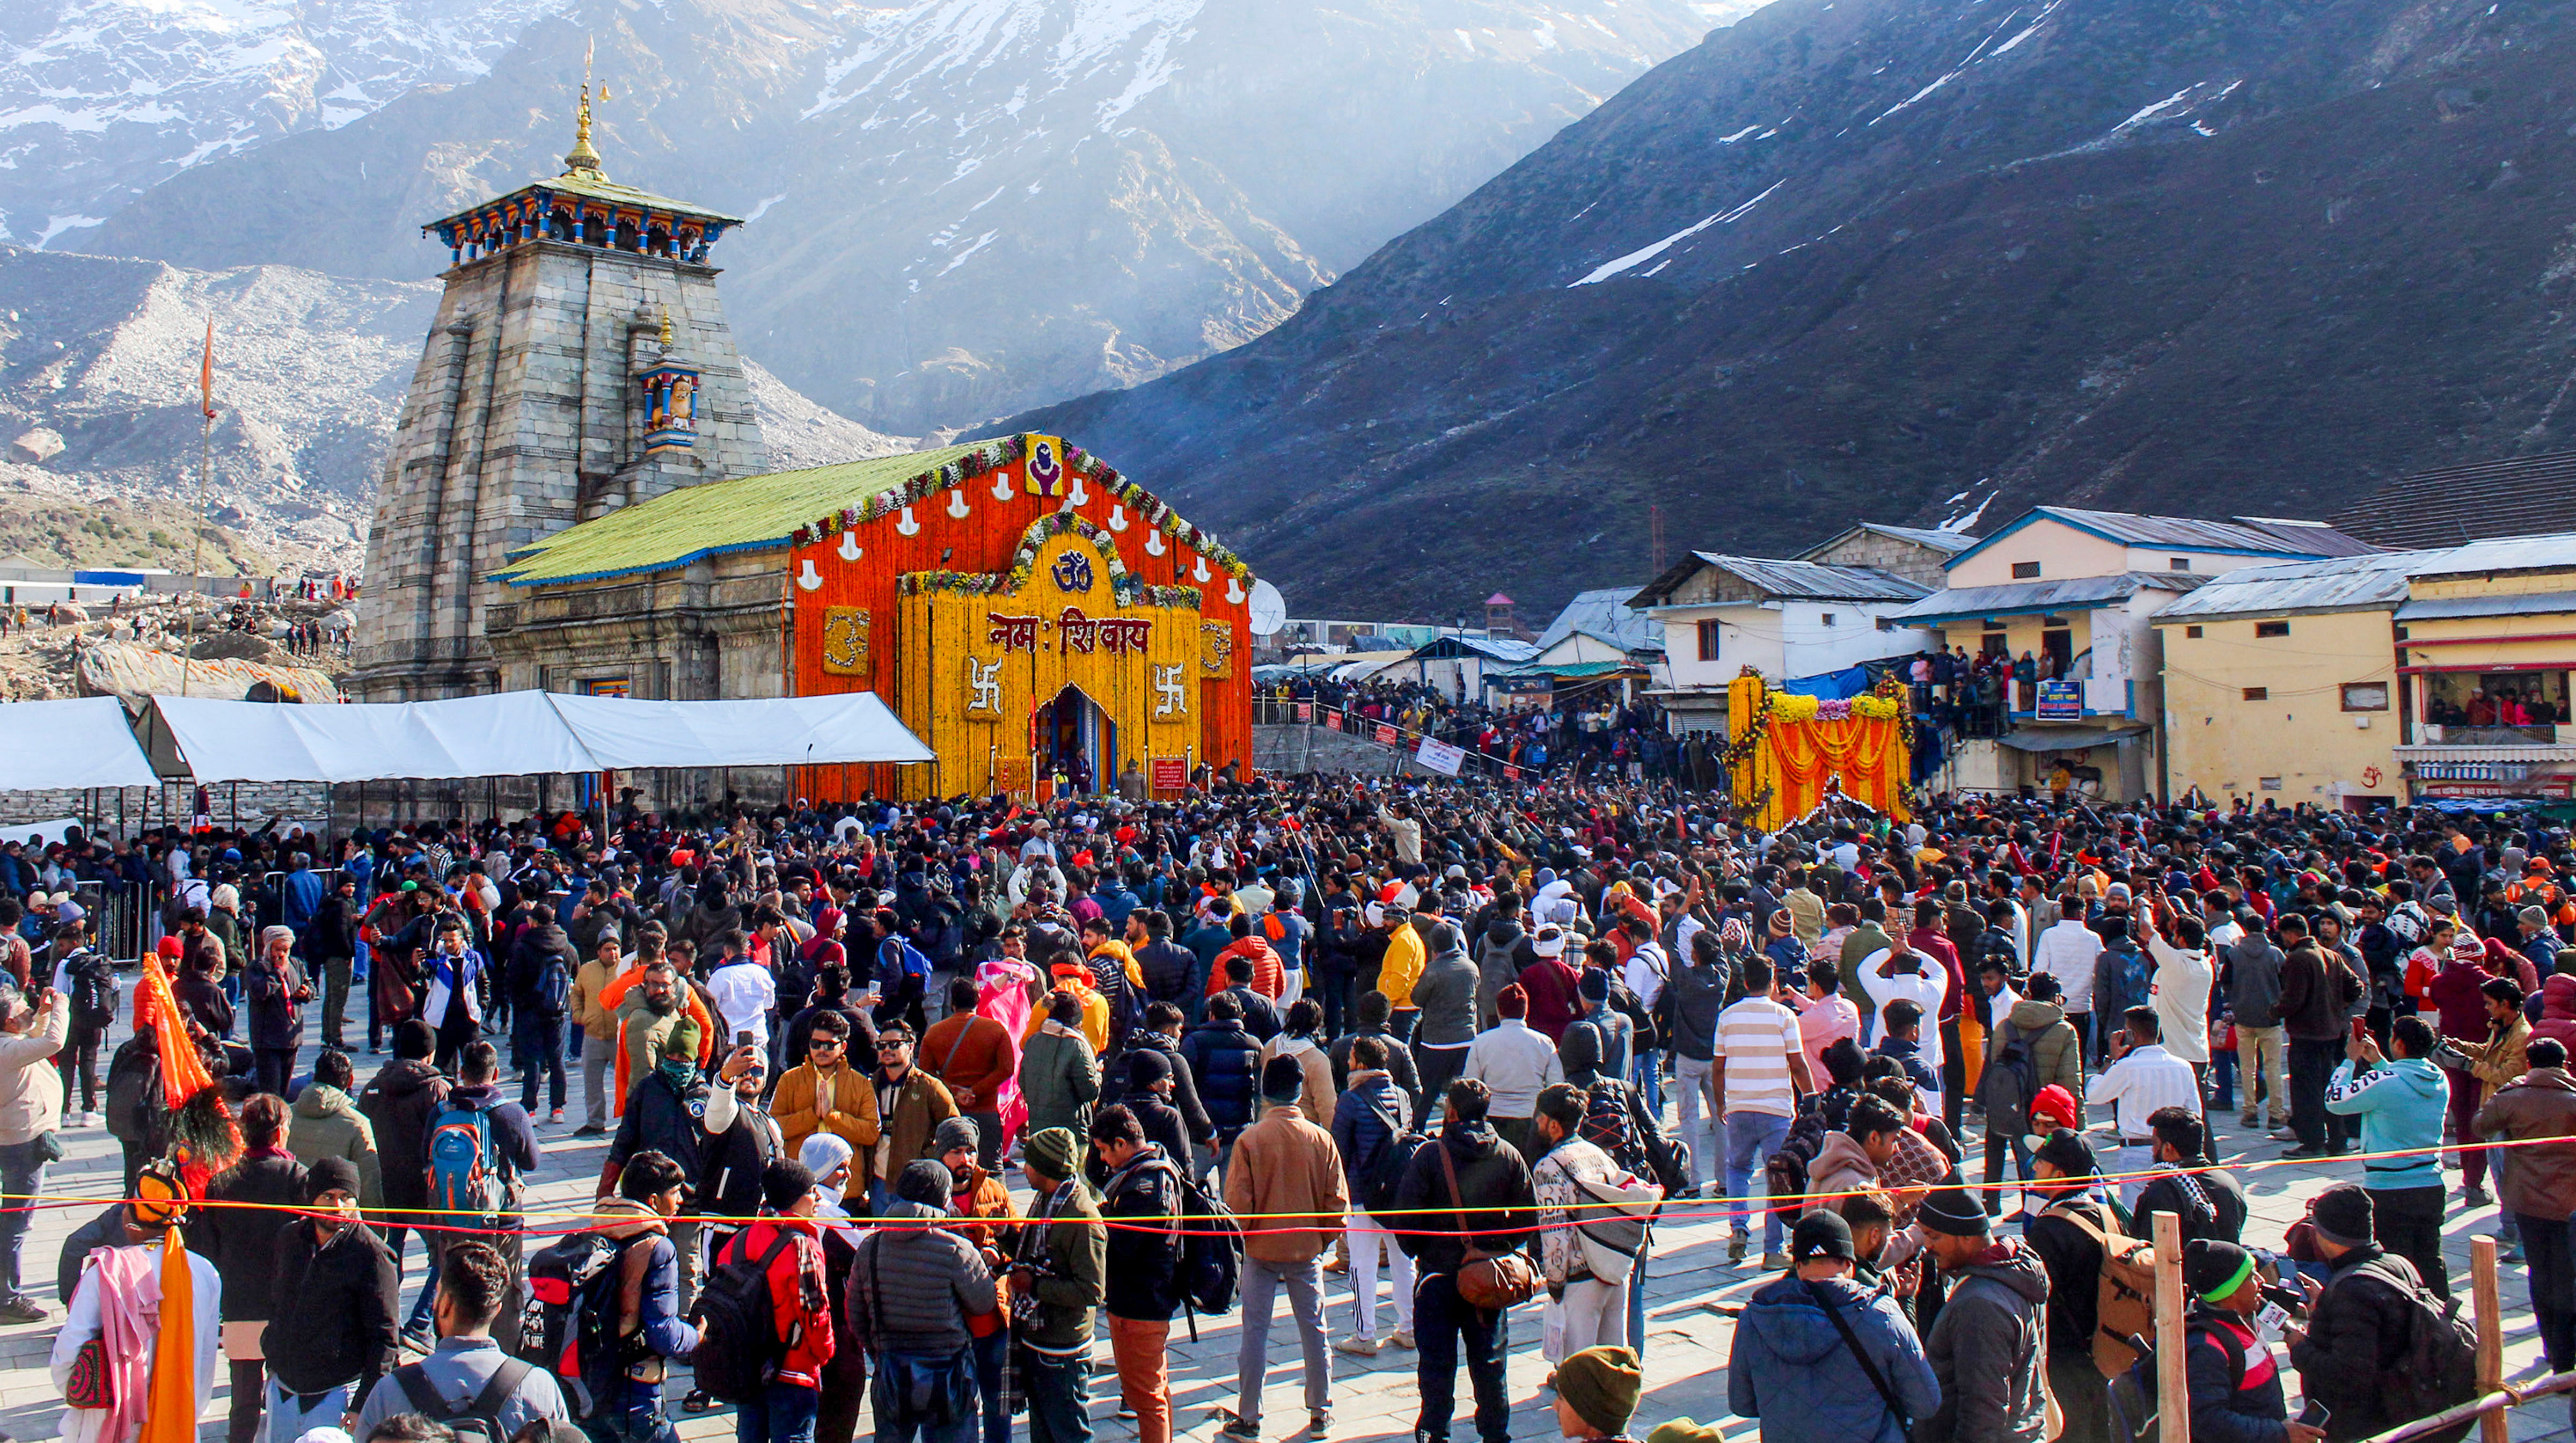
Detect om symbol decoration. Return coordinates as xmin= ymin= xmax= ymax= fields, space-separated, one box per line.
xmin=965 ymin=657 xmax=1003 ymax=716
xmin=2362 ymin=765 xmax=2383 ymax=788
xmin=1050 ymin=550 xmax=1095 ymax=594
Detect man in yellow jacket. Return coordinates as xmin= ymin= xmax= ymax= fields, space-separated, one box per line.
xmin=1379 ymin=905 xmax=1425 ymax=1042
xmin=771 ymin=1010 xmax=879 ymax=1203
xmin=1026 ymin=958 xmax=1112 ymax=1054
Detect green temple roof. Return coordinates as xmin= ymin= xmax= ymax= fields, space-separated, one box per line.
xmin=493 ymin=445 xmax=981 ymax=587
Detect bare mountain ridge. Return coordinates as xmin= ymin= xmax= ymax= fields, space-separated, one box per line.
xmin=67 ymin=0 xmax=1734 ymax=436
xmin=0 ymin=244 xmax=898 ymax=575
xmin=1008 ymin=0 xmax=2576 ymax=617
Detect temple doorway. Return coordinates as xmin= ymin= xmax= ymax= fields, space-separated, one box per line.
xmin=1033 ymin=684 xmax=1115 ymax=794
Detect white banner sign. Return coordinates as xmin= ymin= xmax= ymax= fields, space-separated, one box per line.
xmin=1414 ymin=737 xmax=1466 ymax=776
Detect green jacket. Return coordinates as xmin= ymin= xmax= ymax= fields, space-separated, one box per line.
xmin=287 ymin=1083 xmax=385 ymax=1212
xmin=1010 ymin=1177 xmax=1106 ymax=1353
xmin=1018 ymin=1026 xmax=1100 ymax=1139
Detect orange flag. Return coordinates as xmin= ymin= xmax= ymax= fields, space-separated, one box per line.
xmin=137 ymin=1226 xmax=197 ymax=1443
xmin=198 ymin=320 xmax=215 ymax=420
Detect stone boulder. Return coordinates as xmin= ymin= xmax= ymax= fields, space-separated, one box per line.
xmin=187 ymin=630 xmax=277 ymax=662
xmin=8 ymin=428 xmax=63 ymax=465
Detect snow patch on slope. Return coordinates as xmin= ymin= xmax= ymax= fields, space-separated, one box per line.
xmin=1570 ymin=180 xmax=1781 ymax=285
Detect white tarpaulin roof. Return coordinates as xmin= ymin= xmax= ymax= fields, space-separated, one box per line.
xmin=545 ymin=693 xmax=934 ymax=769
xmin=0 ymin=698 xmax=158 ymax=790
xmin=144 ymin=690 xmax=933 ymax=783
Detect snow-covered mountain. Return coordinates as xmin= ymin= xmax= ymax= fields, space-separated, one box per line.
xmin=0 ymin=0 xmax=573 ymax=249
xmin=62 ymin=0 xmax=1738 ymax=433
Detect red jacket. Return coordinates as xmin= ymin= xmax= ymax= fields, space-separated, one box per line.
xmin=721 ymin=1216 xmax=836 ymax=1388
xmin=1208 ymin=936 xmax=1282 ymax=999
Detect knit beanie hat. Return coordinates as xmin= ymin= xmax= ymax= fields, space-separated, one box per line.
xmin=1127 ymin=1048 xmax=1172 ymax=1089
xmin=894 ymin=1158 xmax=952 ymax=1207
xmin=1022 ymin=1126 xmax=1080 ymax=1182
xmin=1262 ymin=1054 xmax=1306 ymax=1106
xmin=304 ymin=1156 xmax=361 ymax=1202
xmin=932 ymin=1116 xmax=980 ymax=1157
xmin=2184 ymin=1239 xmax=2258 ymax=1305
xmin=2311 ymin=1182 xmax=2375 ymax=1248
xmin=762 ymin=1158 xmax=818 ymax=1212
xmin=1915 ymin=1185 xmax=1991 ymax=1237
xmin=1554 ymin=1345 xmax=1643 ymax=1435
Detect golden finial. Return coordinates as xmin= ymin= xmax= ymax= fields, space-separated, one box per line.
xmin=564 ymin=41 xmax=610 ymax=179
xmin=658 ymin=307 xmax=673 ymax=347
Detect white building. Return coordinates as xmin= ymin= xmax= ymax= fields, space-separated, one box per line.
xmin=1627 ymin=553 xmax=1932 ymax=733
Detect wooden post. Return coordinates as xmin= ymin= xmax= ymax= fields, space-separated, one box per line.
xmin=2155 ymin=1209 xmax=2189 ymax=1443
xmin=2473 ymin=1236 xmax=2508 ymax=1443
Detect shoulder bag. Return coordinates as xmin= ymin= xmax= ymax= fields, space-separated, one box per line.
xmin=1439 ymin=1140 xmax=1540 ymax=1310
xmin=1805 ymin=1279 xmax=1914 ymax=1442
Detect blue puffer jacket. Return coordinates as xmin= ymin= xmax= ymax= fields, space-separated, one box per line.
xmin=2325 ymin=1055 xmax=2448 ymax=1190
xmin=1181 ymin=1018 xmax=1262 ymax=1134
xmin=1727 ymin=1272 xmax=1939 ymax=1443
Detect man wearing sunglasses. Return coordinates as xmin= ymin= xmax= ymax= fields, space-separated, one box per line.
xmin=868 ymin=1023 xmax=960 ymax=1216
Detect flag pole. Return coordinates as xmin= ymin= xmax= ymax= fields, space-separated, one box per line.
xmin=182 ymin=319 xmax=216 ymax=698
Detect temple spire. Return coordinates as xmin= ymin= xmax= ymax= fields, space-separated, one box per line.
xmin=564 ymin=43 xmax=610 ymax=180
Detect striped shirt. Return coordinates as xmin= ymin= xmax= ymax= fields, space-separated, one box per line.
xmin=1714 ymin=997 xmax=1804 ymax=1119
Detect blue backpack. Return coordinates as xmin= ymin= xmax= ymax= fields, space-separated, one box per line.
xmin=427 ymin=1101 xmax=504 ymax=1230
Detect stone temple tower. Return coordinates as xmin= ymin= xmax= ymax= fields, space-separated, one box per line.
xmin=349 ymin=90 xmax=767 ymax=701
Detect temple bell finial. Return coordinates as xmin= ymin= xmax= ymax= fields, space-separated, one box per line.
xmin=565 ymin=42 xmax=609 ymax=180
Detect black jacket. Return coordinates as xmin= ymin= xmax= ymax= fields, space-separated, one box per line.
xmin=426 ymin=1081 xmax=540 ymax=1218
xmin=1098 ymin=1145 xmax=1184 ymax=1322
xmin=1392 ymin=1120 xmax=1537 ymax=1277
xmin=2289 ymin=1244 xmax=2421 ymax=1440
xmin=2134 ymin=1164 xmax=2248 ymax=1248
xmin=263 ymin=1215 xmax=400 ymax=1397
xmin=1098 ymin=1034 xmax=1213 ymax=1144
xmin=1134 ymin=940 xmax=1198 ymax=1007
xmin=194 ymin=1152 xmax=307 ymax=1322
xmin=510 ymin=924 xmax=580 ymax=1014
xmin=610 ymin=1067 xmax=712 ymax=1191
xmin=1328 ymin=1025 xmax=1424 ymax=1115
xmin=356 ymin=1057 xmax=450 ymax=1210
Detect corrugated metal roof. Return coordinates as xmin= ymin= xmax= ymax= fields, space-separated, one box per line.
xmin=1795 ymin=522 xmax=1979 ymax=559
xmin=2148 ymin=552 xmax=2421 ymax=620
xmin=2153 ymin=533 xmax=2576 ymax=622
xmin=1889 ymin=572 xmax=2200 ymax=623
xmin=1535 ymin=587 xmax=1661 ymax=653
xmin=2034 ymin=506 xmax=2376 ymax=556
xmin=493 ymin=444 xmax=983 ymax=585
xmin=2336 ymin=451 xmax=2576 ymax=550
xmin=2396 ymin=589 xmax=2576 ymax=621
xmin=1493 ymin=660 xmax=1640 ymax=680
xmin=1408 ymin=635 xmax=1541 ymax=663
xmin=1689 ymin=553 xmax=1931 ymax=601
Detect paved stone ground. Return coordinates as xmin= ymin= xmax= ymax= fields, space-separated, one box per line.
xmin=2 ymin=1006 xmax=2570 ymax=1442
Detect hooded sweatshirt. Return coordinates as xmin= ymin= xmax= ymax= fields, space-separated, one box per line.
xmin=356 ymin=1056 xmax=450 ymax=1210
xmin=2225 ymin=932 xmax=2285 ymax=1030
xmin=1922 ymin=1238 xmax=2052 ymax=1443
xmin=1411 ymin=927 xmax=1481 ymax=1047
xmin=288 ymin=1083 xmax=385 ymax=1212
xmin=2532 ymin=973 xmax=2576 ymax=1054
xmin=2325 ymin=1055 xmax=2448 ymax=1190
xmin=1728 ymin=1272 xmax=1940 ymax=1443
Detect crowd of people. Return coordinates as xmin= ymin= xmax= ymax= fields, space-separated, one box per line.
xmin=6 ymin=780 xmax=2576 ymax=1443
xmin=1257 ymin=674 xmax=1704 ymax=785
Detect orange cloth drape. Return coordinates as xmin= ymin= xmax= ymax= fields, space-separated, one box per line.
xmin=138 ymin=1227 xmax=196 ymax=1443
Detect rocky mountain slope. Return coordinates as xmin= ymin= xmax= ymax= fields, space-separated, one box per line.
xmin=1012 ymin=0 xmax=2576 ymax=617
xmin=0 ymin=243 xmax=898 ymax=575
xmin=1 ymin=0 xmax=572 ymax=250
xmin=65 ymin=0 xmax=1735 ymax=435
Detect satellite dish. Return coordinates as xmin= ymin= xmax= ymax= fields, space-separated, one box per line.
xmin=1247 ymin=578 xmax=1288 ymax=637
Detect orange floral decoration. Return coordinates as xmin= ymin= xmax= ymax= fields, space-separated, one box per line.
xmin=1728 ymin=672 xmax=1913 ymax=830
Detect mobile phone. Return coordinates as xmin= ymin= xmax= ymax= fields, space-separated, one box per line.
xmin=735 ymin=1030 xmax=754 ymax=1048
xmin=2351 ymin=1017 xmax=2369 ymax=1043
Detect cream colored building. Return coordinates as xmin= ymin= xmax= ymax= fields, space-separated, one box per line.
xmin=2147 ymin=534 xmax=2576 ymax=808
xmin=1890 ymin=507 xmax=2375 ymax=800
xmin=2150 ymin=553 xmax=2417 ymax=808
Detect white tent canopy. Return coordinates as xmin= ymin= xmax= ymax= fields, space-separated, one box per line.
xmin=142 ymin=690 xmax=933 ymax=784
xmin=546 ymin=693 xmax=933 ymax=770
xmin=0 ymin=697 xmax=158 ymax=790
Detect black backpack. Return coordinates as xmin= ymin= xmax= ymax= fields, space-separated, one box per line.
xmin=391 ymin=1355 xmax=535 ymax=1443
xmin=520 ymin=1229 xmax=641 ymax=1419
xmin=65 ymin=950 xmax=116 ymax=1030
xmin=1170 ymin=1163 xmax=1242 ymax=1319
xmin=103 ymin=1037 xmax=161 ymax=1143
xmin=689 ymin=1228 xmax=799 ymax=1404
xmin=2347 ymin=1258 xmax=2479 ymax=1442
xmin=1984 ymin=1019 xmax=2040 ymax=1117
xmin=1362 ymin=1112 xmax=1425 ymax=1216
